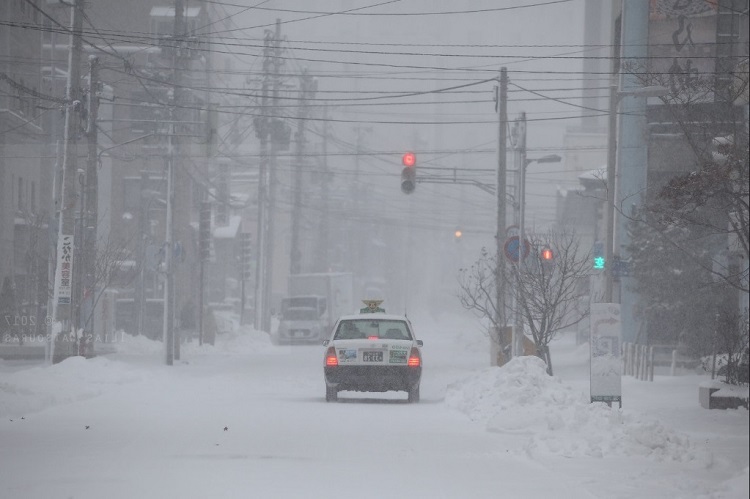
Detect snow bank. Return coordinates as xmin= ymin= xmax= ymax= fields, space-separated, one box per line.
xmin=0 ymin=327 xmax=272 ymax=419
xmin=113 ymin=326 xmax=273 ymax=358
xmin=714 ymin=467 xmax=750 ymax=499
xmin=445 ymin=356 xmax=698 ymax=461
xmin=188 ymin=328 xmax=274 ymax=356
xmin=0 ymin=356 xmax=148 ymax=419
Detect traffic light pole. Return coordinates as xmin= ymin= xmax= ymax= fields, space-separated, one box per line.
xmin=604 ymin=84 xmax=618 ymax=304
xmin=604 ymin=82 xmax=667 ymax=305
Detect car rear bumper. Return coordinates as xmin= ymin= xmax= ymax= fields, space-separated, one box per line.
xmin=324 ymin=365 xmax=421 ymax=392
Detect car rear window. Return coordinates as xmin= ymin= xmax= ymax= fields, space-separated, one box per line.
xmin=334 ymin=319 xmax=412 ymax=340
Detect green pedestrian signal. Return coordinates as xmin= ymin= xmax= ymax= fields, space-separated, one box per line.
xmin=592 ymin=241 xmax=605 ymax=270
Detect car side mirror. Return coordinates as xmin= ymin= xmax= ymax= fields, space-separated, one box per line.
xmin=417 ymin=340 xmax=423 ymax=347
xmin=322 ymin=340 xmax=329 ymax=346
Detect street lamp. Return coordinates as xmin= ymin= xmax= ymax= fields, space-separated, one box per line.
xmin=604 ymin=84 xmax=668 ymax=303
xmin=513 ymin=153 xmax=562 ymax=357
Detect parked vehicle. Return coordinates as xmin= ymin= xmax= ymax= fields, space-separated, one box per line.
xmin=273 ymin=273 xmax=353 ymax=345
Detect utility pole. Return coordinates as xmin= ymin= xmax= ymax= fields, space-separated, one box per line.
xmin=494 ymin=67 xmax=509 ymax=364
xmin=135 ymin=170 xmax=148 ymax=338
xmin=314 ymin=103 xmax=330 ymax=272
xmin=164 ymin=118 xmax=175 ymax=365
xmin=290 ymin=70 xmax=315 ymax=275
xmin=513 ymin=111 xmax=527 ymax=359
xmin=254 ymin=28 xmax=272 ymax=332
xmin=82 ymin=55 xmax=99 ymax=347
xmin=263 ymin=19 xmax=282 ymax=333
xmin=164 ymin=0 xmax=185 ymax=365
xmin=74 ymin=170 xmax=85 ymax=338
xmin=254 ymin=20 xmax=283 ymax=333
xmin=52 ymin=0 xmax=84 ymax=350
xmin=350 ymin=125 xmax=362 ymax=275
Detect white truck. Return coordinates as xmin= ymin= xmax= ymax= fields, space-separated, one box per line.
xmin=273 ymin=272 xmax=354 ymax=345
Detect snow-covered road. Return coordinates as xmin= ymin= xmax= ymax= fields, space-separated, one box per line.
xmin=1 ymin=313 xmax=747 ymax=498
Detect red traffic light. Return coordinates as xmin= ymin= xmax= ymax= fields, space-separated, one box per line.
xmin=540 ymin=247 xmax=554 ymax=261
xmin=402 ymin=152 xmax=416 ymax=167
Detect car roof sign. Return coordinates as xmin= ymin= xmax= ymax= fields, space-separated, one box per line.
xmin=360 ymin=299 xmax=385 ymax=314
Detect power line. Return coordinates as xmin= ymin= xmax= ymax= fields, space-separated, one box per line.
xmin=201 ymin=0 xmax=571 ymax=17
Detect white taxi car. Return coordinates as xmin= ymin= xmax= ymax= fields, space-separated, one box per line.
xmin=323 ymin=304 xmax=423 ymax=403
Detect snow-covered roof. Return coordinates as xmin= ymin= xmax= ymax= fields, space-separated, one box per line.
xmin=577 ymin=166 xmax=606 ymax=182
xmin=150 ymin=7 xmax=202 ymax=18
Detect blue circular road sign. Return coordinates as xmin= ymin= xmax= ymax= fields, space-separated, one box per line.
xmin=504 ymin=236 xmax=531 ymax=263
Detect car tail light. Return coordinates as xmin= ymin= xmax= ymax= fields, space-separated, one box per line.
xmin=408 ymin=347 xmax=421 ymax=367
xmin=368 ymin=336 xmax=378 ymax=340
xmin=325 ymin=347 xmax=338 ymax=366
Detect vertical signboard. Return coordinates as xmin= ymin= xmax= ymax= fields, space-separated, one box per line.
xmin=590 ymin=303 xmax=622 ymax=407
xmin=649 ymin=0 xmax=718 ymax=100
xmin=54 ymin=235 xmax=74 ymax=305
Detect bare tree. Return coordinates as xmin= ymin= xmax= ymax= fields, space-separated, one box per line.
xmin=618 ymin=55 xmax=748 ymax=370
xmin=458 ymin=228 xmax=592 ymax=374
xmin=457 ymin=246 xmax=511 ymax=357
xmin=623 ymin=58 xmax=749 ymax=293
xmin=51 ymin=229 xmax=137 ymax=361
xmin=76 ymin=232 xmax=138 ymax=351
xmin=711 ymin=310 xmax=749 ymax=386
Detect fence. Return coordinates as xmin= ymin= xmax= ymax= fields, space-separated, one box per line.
xmin=622 ymin=343 xmax=700 ymax=380
xmin=622 ymin=342 xmax=654 ymax=381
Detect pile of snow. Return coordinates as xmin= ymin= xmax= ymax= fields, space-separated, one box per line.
xmin=445 ymin=355 xmax=699 ymax=461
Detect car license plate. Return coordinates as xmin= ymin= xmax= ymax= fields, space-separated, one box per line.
xmin=362 ymin=351 xmax=383 ymax=362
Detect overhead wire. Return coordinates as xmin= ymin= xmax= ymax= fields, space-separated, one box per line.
xmin=201 ymin=0 xmax=571 ymax=17
xmin=10 ymin=0 xmax=746 ymax=235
